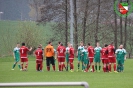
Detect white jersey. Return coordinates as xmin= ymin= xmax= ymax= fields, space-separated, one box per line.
xmin=66 ymin=47 xmax=70 ymax=53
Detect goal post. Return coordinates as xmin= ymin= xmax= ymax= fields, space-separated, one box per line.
xmin=0 ymin=82 xmax=89 ymax=88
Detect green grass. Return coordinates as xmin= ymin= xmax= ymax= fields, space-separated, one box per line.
xmin=0 ymin=56 xmax=133 ymax=88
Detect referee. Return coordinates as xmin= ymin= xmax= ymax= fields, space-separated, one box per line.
xmin=44 ymin=42 xmax=55 ymax=71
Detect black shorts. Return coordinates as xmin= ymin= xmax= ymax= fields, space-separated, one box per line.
xmin=46 ymin=57 xmax=55 ymax=66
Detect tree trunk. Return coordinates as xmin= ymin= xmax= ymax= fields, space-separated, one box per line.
xmin=124 ymin=0 xmax=128 ymax=49
xmin=83 ymin=0 xmax=89 ymax=44
xmin=74 ymin=0 xmax=78 ymax=50
xmin=124 ymin=16 xmax=127 ymax=49
xmin=95 ymin=0 xmax=100 ymax=45
xmin=120 ymin=0 xmax=123 ymax=44
xmin=114 ymin=0 xmax=118 ymax=48
xmin=65 ymin=0 xmax=68 ymax=47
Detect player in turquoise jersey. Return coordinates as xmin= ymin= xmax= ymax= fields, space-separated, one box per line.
xmin=66 ymin=42 xmax=70 ymax=71
xmin=94 ymin=42 xmax=102 ymax=72
xmin=121 ymin=47 xmax=126 ymax=71
xmin=12 ymin=43 xmax=22 ymax=71
xmin=82 ymin=46 xmax=89 ymax=72
xmin=115 ymin=45 xmax=126 ymax=72
xmin=77 ymin=41 xmax=84 ymax=71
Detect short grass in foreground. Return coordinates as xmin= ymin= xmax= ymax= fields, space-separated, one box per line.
xmin=0 ymin=56 xmax=133 ymax=88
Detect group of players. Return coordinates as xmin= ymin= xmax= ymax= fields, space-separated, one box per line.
xmin=12 ymin=41 xmax=126 ymax=73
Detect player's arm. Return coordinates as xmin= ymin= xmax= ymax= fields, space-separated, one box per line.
xmin=124 ymin=49 xmax=127 ymax=60
xmin=44 ymin=47 xmax=46 ymax=60
xmin=13 ymin=52 xmax=15 ymax=59
xmin=29 ymin=47 xmax=32 ymax=51
xmin=33 ymin=50 xmax=36 ymax=57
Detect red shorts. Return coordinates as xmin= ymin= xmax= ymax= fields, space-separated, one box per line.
xmin=36 ymin=60 xmax=43 ymax=64
xmin=102 ymin=59 xmax=109 ymax=64
xmin=21 ymin=58 xmax=28 ymax=62
xmin=108 ymin=57 xmax=116 ymax=63
xmin=89 ymin=58 xmax=94 ymax=63
xmin=69 ymin=59 xmax=74 ymax=63
xmin=58 ymin=58 xmax=65 ymax=62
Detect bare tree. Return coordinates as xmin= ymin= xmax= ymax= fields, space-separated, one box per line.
xmin=73 ymin=0 xmax=78 ymax=49
xmin=65 ymin=0 xmax=68 ymax=46
xmin=82 ymin=0 xmax=89 ymax=44
xmin=95 ymin=0 xmax=101 ymax=45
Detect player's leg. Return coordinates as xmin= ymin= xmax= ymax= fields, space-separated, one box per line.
xmin=24 ymin=58 xmax=28 ymax=70
xmin=108 ymin=57 xmax=112 ymax=72
xmin=51 ymin=57 xmax=55 ymax=71
xmin=104 ymin=59 xmax=109 ymax=72
xmin=46 ymin=57 xmax=50 ymax=71
xmin=40 ymin=61 xmax=43 ymax=71
xmin=117 ymin=60 xmax=121 ymax=72
xmin=69 ymin=59 xmax=74 ymax=72
xmin=77 ymin=56 xmax=81 ymax=71
xmin=12 ymin=61 xmax=17 ymax=70
xmin=121 ymin=59 xmax=124 ymax=72
xmin=20 ymin=58 xmax=24 ymax=70
xmin=84 ymin=59 xmax=88 ymax=72
xmin=81 ymin=56 xmax=84 ymax=71
xmin=62 ymin=58 xmax=66 ymax=71
xmin=17 ymin=60 xmax=22 ymax=70
xmin=94 ymin=57 xmax=98 ymax=72
xmin=98 ymin=58 xmax=101 ymax=72
xmin=60 ymin=58 xmax=63 ymax=71
xmin=66 ymin=57 xmax=69 ymax=71
xmin=58 ymin=58 xmax=62 ymax=71
xmin=119 ymin=60 xmax=123 ymax=72
xmin=113 ymin=57 xmax=117 ymax=72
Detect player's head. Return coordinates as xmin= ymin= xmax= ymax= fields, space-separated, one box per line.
xmin=104 ymin=44 xmax=108 ymax=47
xmin=80 ymin=41 xmax=83 ymax=46
xmin=22 ymin=42 xmax=25 ymax=46
xmin=38 ymin=44 xmax=42 ymax=48
xmin=67 ymin=42 xmax=70 ymax=47
xmin=119 ymin=44 xmax=123 ymax=49
xmin=48 ymin=41 xmax=52 ymax=45
xmin=110 ymin=42 xmax=114 ymax=45
xmin=58 ymin=42 xmax=61 ymax=46
xmin=96 ymin=42 xmax=100 ymax=47
xmin=70 ymin=44 xmax=73 ymax=47
xmin=84 ymin=46 xmax=87 ymax=49
xmin=61 ymin=43 xmax=63 ymax=46
xmin=17 ymin=43 xmax=20 ymax=47
xmin=88 ymin=43 xmax=90 ymax=46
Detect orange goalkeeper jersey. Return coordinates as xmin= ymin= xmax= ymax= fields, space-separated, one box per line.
xmin=44 ymin=45 xmax=54 ymax=57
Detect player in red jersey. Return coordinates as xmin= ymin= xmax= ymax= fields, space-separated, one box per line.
xmin=57 ymin=43 xmax=66 ymax=71
xmin=69 ymin=44 xmax=74 ymax=72
xmin=101 ymin=44 xmax=109 ymax=72
xmin=87 ymin=43 xmax=95 ymax=72
xmin=34 ymin=44 xmax=43 ymax=71
xmin=20 ymin=43 xmax=32 ymax=71
xmin=107 ymin=42 xmax=117 ymax=73
xmin=57 ymin=42 xmax=61 ymax=71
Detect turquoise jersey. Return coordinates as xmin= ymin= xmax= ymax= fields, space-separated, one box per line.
xmin=66 ymin=47 xmax=70 ymax=62
xmin=94 ymin=47 xmax=102 ymax=63
xmin=115 ymin=49 xmax=126 ymax=60
xmin=78 ymin=46 xmax=84 ymax=61
xmin=13 ymin=47 xmax=20 ymax=62
xmin=94 ymin=47 xmax=102 ymax=58
xmin=82 ymin=49 xmax=89 ymax=64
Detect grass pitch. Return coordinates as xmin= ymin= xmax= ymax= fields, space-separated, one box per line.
xmin=0 ymin=56 xmax=133 ymax=88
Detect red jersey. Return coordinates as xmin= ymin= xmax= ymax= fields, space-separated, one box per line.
xmin=20 ymin=46 xmax=29 ymax=58
xmin=35 ymin=48 xmax=43 ymax=60
xmin=57 ymin=46 xmax=66 ymax=58
xmin=87 ymin=46 xmax=94 ymax=58
xmin=101 ymin=47 xmax=108 ymax=59
xmin=107 ymin=45 xmax=115 ymax=57
xmin=69 ymin=47 xmax=74 ymax=59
